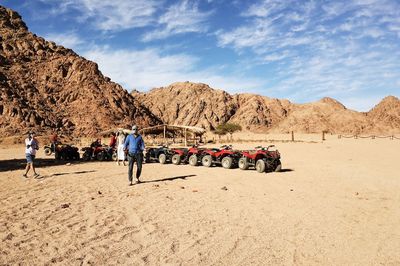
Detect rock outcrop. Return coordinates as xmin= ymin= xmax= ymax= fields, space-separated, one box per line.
xmin=0 ymin=6 xmax=160 ymax=137
xmin=367 ymin=96 xmax=400 ymax=134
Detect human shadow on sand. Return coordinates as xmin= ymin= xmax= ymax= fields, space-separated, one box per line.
xmin=0 ymin=158 xmax=96 ymax=173
xmin=141 ymin=175 xmax=197 ymax=184
xmin=37 ymin=170 xmax=97 ymax=179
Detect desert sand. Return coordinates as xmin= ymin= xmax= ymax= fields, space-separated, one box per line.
xmin=1 ymin=136 xmax=400 ymax=265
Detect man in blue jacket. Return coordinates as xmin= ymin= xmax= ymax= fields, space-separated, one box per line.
xmin=124 ymin=125 xmax=145 ymax=186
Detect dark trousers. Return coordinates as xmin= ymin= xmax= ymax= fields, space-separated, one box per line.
xmin=128 ymin=152 xmax=143 ymax=182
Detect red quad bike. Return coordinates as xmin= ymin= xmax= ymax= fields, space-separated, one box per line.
xmin=170 ymin=145 xmax=206 ymax=166
xmin=82 ymin=140 xmax=116 ymax=161
xmin=201 ymin=145 xmax=241 ymax=169
xmin=239 ymin=145 xmax=282 ymax=173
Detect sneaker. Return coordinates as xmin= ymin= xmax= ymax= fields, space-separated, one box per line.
xmin=22 ymin=174 xmax=28 ymax=178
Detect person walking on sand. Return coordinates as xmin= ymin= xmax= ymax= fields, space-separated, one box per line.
xmin=124 ymin=125 xmax=145 ymax=186
xmin=23 ymin=132 xmax=40 ymax=178
xmin=116 ymin=131 xmax=127 ymax=166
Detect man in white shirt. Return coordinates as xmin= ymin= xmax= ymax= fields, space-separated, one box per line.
xmin=23 ymin=132 xmax=39 ymax=178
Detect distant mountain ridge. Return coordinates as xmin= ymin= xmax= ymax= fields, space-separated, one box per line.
xmin=133 ymin=82 xmax=400 ymax=134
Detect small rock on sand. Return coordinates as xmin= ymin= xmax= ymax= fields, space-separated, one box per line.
xmin=61 ymin=203 xmax=70 ymax=209
xmin=221 ymin=186 xmax=228 ymax=191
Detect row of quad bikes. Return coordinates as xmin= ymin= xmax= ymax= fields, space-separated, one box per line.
xmin=43 ymin=143 xmax=116 ymax=161
xmin=145 ymin=145 xmax=282 ymax=173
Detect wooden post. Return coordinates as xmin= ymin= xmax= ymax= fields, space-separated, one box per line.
xmin=322 ymin=131 xmax=326 ymax=141
xmin=291 ymin=131 xmax=294 ymax=141
xmin=184 ymin=128 xmax=187 ymax=147
xmin=163 ymin=125 xmax=166 ymax=144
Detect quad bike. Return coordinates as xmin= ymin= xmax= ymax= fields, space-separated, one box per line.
xmin=171 ymin=145 xmax=206 ymax=166
xmin=52 ymin=144 xmax=80 ymax=161
xmin=82 ymin=144 xmax=116 ymax=161
xmin=239 ymin=145 xmax=282 ymax=173
xmin=145 ymin=146 xmax=173 ymax=164
xmin=200 ymin=145 xmax=241 ymax=169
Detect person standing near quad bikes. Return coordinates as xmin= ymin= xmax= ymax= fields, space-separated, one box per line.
xmin=23 ymin=132 xmax=40 ymax=178
xmin=124 ymin=125 xmax=145 ymax=186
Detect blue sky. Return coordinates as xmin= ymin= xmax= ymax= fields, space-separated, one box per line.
xmin=2 ymin=0 xmax=400 ymax=111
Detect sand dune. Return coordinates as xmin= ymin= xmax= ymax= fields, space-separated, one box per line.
xmin=1 ymin=137 xmax=400 ymax=265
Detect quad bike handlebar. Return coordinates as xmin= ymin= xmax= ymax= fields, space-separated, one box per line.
xmin=220 ymin=144 xmax=233 ymax=150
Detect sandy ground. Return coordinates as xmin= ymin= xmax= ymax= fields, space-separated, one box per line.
xmin=0 ymin=137 xmax=400 ymax=265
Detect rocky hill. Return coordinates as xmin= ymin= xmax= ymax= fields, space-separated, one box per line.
xmin=367 ymin=96 xmax=400 ymax=134
xmin=134 ymin=82 xmax=400 ymax=134
xmin=0 ymin=6 xmax=160 ymax=137
xmin=1 ymin=6 xmax=399 ymax=137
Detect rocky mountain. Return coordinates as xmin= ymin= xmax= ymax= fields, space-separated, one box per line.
xmin=134 ymin=82 xmax=400 ymax=134
xmin=0 ymin=6 xmax=160 ymax=137
xmin=1 ymin=6 xmax=399 ymax=138
xmin=367 ymin=96 xmax=400 ymax=134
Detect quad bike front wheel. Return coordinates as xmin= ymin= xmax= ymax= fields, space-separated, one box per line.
xmin=96 ymin=152 xmax=105 ymax=161
xmin=256 ymin=159 xmax=266 ymax=173
xmin=238 ymin=157 xmax=249 ymax=170
xmin=189 ymin=154 xmax=198 ymax=166
xmin=202 ymin=155 xmax=212 ymax=167
xmin=172 ymin=154 xmax=181 ymax=165
xmin=221 ymin=157 xmax=233 ymax=169
xmin=44 ymin=148 xmax=52 ymax=156
xmin=112 ymin=152 xmax=118 ymax=161
xmin=158 ymin=153 xmax=167 ymax=164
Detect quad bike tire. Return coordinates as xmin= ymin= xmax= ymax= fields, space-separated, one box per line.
xmin=256 ymin=159 xmax=266 ymax=173
xmin=145 ymin=153 xmax=151 ymax=163
xmin=189 ymin=154 xmax=198 ymax=166
xmin=221 ymin=157 xmax=233 ymax=169
xmin=73 ymin=152 xmax=80 ymax=161
xmin=112 ymin=152 xmax=118 ymax=161
xmin=238 ymin=157 xmax=249 ymax=170
xmin=202 ymin=155 xmax=213 ymax=167
xmin=82 ymin=151 xmax=91 ymax=161
xmin=96 ymin=152 xmax=105 ymax=161
xmin=158 ymin=153 xmax=167 ymax=164
xmin=44 ymin=147 xmax=52 ymax=156
xmin=172 ymin=154 xmax=181 ymax=165
xmin=275 ymin=160 xmax=282 ymax=172
xmin=55 ymin=151 xmax=61 ymax=160
xmin=59 ymin=152 xmax=67 ymax=161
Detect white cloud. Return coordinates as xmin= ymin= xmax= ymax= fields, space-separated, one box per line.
xmin=142 ymin=0 xmax=213 ymax=42
xmin=83 ymin=46 xmax=264 ymax=92
xmin=216 ymin=0 xmax=400 ymax=109
xmin=44 ymin=32 xmax=84 ymax=49
xmin=40 ymin=0 xmax=159 ymax=31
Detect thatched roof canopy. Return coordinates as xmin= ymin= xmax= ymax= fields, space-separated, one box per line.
xmin=140 ymin=124 xmax=206 ymax=136
xmin=99 ymin=125 xmax=205 ymax=137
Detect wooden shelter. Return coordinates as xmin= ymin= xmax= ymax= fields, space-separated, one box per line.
xmin=140 ymin=124 xmax=206 ymax=146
